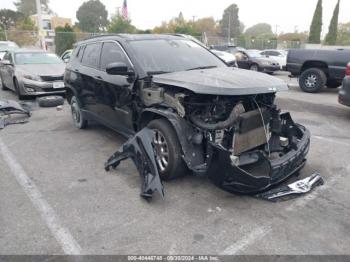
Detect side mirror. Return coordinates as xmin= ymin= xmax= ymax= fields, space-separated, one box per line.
xmin=106 ymin=62 xmax=135 ymax=76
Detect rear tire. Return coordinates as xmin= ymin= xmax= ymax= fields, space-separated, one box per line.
xmin=70 ymin=96 xmax=88 ymax=129
xmin=299 ymin=68 xmax=327 ymax=93
xmin=147 ymin=119 xmax=188 ymax=181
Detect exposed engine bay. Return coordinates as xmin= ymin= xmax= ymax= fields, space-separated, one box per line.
xmin=106 ymin=84 xmax=311 ymax=199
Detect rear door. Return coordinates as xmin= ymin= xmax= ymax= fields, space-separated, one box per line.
xmin=95 ymin=41 xmax=134 ymax=135
xmin=79 ymin=42 xmax=102 ymax=117
xmin=236 ymin=51 xmax=250 ymax=69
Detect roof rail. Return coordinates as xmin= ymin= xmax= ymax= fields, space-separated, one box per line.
xmin=82 ymin=33 xmax=121 ymax=41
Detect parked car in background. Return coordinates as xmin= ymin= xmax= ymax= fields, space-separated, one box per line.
xmin=260 ymin=49 xmax=287 ymax=70
xmin=61 ymin=49 xmax=73 ymax=63
xmin=235 ymin=49 xmax=280 ymax=74
xmin=210 ymin=44 xmax=245 ymax=55
xmin=64 ymin=34 xmax=310 ymax=189
xmin=211 ymin=49 xmax=237 ymax=67
xmin=339 ymin=63 xmax=350 ymax=107
xmin=287 ymin=48 xmax=350 ymax=93
xmin=0 ymin=41 xmax=19 ymax=51
xmin=0 ymin=50 xmax=66 ymax=99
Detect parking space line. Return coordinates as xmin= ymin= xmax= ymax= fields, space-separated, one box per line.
xmin=220 ymin=226 xmax=271 ymax=255
xmin=0 ymin=137 xmax=82 ymax=255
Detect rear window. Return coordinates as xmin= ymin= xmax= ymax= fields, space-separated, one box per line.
xmin=81 ymin=43 xmax=101 ymax=68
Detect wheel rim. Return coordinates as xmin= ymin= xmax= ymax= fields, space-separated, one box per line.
xmin=153 ymin=130 xmax=169 ymax=172
xmin=71 ymin=101 xmax=81 ymax=125
xmin=305 ymin=74 xmax=317 ymax=88
xmin=251 ymin=65 xmax=258 ymax=71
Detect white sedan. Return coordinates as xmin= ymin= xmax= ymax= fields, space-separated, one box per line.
xmin=260 ymin=49 xmax=288 ymax=70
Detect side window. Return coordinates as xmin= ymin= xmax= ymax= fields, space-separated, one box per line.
xmin=81 ymin=43 xmax=101 ymax=68
xmin=100 ymin=42 xmax=129 ymax=71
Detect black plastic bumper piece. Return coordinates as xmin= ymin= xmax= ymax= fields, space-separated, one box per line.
xmin=104 ymin=128 xmax=165 ymax=200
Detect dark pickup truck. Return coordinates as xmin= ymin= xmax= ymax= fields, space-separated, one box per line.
xmin=287 ymin=49 xmax=350 ymax=93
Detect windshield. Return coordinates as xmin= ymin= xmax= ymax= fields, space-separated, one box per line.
xmin=246 ymin=50 xmax=263 ymax=58
xmin=15 ymin=52 xmax=63 ymax=65
xmin=129 ymin=39 xmax=226 ymax=74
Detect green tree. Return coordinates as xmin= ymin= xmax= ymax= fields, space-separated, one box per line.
xmin=13 ymin=0 xmax=51 ymax=16
xmin=219 ymin=4 xmax=241 ymax=40
xmin=54 ymin=24 xmax=76 ymax=56
xmin=76 ymin=0 xmax=108 ymax=32
xmin=308 ymin=0 xmax=323 ymax=44
xmin=0 ymin=9 xmax=24 ymax=30
xmin=244 ymin=23 xmax=273 ymax=38
xmin=192 ymin=17 xmax=219 ymax=36
xmin=325 ymin=0 xmax=340 ymax=45
xmin=336 ymin=22 xmax=350 ymax=45
xmin=107 ymin=14 xmax=136 ymax=33
xmin=7 ymin=17 xmax=37 ymax=46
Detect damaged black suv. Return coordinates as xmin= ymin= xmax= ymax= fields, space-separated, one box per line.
xmin=64 ymin=34 xmax=310 ymax=195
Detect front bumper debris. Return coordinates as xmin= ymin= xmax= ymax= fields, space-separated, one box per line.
xmin=0 ymin=100 xmax=31 ymax=129
xmin=255 ymin=173 xmax=324 ymax=201
xmin=105 ymin=128 xmax=165 ymax=200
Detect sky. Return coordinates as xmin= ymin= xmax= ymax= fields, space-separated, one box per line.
xmin=1 ymin=0 xmax=349 ymax=35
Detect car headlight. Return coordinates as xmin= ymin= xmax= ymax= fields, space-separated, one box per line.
xmin=23 ymin=74 xmax=42 ymax=81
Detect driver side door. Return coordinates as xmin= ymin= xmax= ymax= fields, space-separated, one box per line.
xmin=96 ymin=41 xmax=135 ymax=135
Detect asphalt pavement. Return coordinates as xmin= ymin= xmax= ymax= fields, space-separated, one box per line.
xmin=1 ymin=72 xmax=350 ymax=255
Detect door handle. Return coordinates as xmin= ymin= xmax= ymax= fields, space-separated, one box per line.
xmin=74 ymin=69 xmax=79 ymax=73
xmin=95 ymin=76 xmax=103 ymax=80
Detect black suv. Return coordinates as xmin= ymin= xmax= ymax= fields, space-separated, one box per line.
xmin=64 ymin=34 xmax=310 ymax=193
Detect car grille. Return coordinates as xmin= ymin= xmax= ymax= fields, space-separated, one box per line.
xmin=40 ymin=75 xmax=63 ymax=82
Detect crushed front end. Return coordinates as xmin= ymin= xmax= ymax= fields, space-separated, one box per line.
xmin=183 ymin=92 xmax=310 ymax=194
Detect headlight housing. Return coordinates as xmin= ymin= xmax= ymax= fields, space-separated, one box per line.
xmin=23 ymin=74 xmax=42 ymax=81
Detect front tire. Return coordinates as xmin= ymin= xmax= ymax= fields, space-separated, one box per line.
xmin=147 ymin=119 xmax=188 ymax=181
xmin=70 ymin=96 xmax=88 ymax=129
xmin=299 ymin=68 xmax=327 ymax=93
xmin=14 ymin=78 xmax=24 ymax=100
xmin=250 ymin=64 xmax=259 ymax=71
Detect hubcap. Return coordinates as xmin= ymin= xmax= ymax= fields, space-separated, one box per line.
xmin=153 ymin=130 xmax=169 ymax=172
xmin=305 ymin=74 xmax=317 ymax=88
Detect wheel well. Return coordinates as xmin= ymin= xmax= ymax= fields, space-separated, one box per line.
xmin=66 ymin=88 xmax=74 ymax=104
xmin=138 ymin=111 xmax=166 ymax=131
xmin=301 ymin=61 xmax=329 ymax=76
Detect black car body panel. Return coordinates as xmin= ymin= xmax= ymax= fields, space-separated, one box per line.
xmin=287 ymin=49 xmax=350 ymax=83
xmin=339 ymin=76 xmax=350 ymax=107
xmin=152 ymin=67 xmax=288 ymax=96
xmin=64 ymin=34 xmax=310 ymax=197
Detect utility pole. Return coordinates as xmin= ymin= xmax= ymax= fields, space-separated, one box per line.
xmin=35 ymin=0 xmax=45 ymax=50
xmin=228 ymin=15 xmax=231 ymax=43
xmin=192 ymin=16 xmax=197 ymax=22
xmin=274 ymin=24 xmax=280 ymax=36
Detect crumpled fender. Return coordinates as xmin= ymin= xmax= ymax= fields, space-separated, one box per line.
xmin=104 ymin=128 xmax=164 ymax=199
xmin=141 ymin=108 xmax=206 ymax=175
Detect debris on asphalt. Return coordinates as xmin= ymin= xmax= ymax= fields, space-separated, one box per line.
xmin=37 ymin=96 xmax=64 ymax=108
xmin=255 ymin=173 xmax=324 ymax=202
xmin=105 ymin=128 xmax=165 ymax=200
xmin=0 ymin=100 xmax=31 ymax=129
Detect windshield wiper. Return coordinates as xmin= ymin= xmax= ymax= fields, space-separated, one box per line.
xmin=147 ymin=71 xmax=170 ymax=75
xmin=186 ymin=65 xmax=218 ymax=71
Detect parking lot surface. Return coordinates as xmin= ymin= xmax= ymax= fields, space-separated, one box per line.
xmin=1 ymin=72 xmax=350 ymax=255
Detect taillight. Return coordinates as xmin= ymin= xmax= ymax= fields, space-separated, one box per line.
xmin=346 ymin=63 xmax=350 ymax=76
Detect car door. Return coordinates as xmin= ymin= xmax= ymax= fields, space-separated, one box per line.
xmin=96 ymin=41 xmax=135 ymax=135
xmin=79 ymin=42 xmax=103 ymax=118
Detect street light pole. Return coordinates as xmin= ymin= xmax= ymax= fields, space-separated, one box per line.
xmin=228 ymin=15 xmax=231 ymax=43
xmin=35 ymin=0 xmax=45 ymax=49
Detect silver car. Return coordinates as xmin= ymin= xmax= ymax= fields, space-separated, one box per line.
xmin=0 ymin=50 xmax=66 ymax=99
